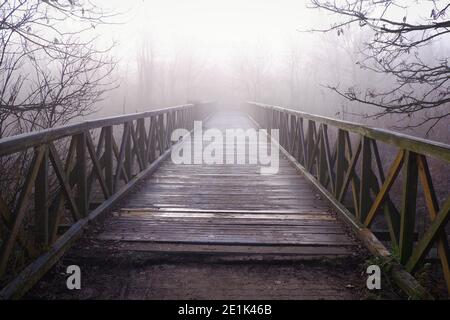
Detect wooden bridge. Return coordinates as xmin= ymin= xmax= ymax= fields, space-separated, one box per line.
xmin=0 ymin=102 xmax=449 ymax=299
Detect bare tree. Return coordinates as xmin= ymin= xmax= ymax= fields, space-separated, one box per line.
xmin=309 ymin=0 xmax=450 ymax=130
xmin=0 ymin=1 xmax=118 ymax=251
xmin=286 ymin=36 xmax=303 ymax=107
xmin=0 ymin=0 xmax=117 ymax=137
xmin=136 ymin=35 xmax=156 ymax=109
xmin=233 ymin=43 xmax=273 ymax=101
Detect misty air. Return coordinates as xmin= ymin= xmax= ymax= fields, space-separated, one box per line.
xmin=0 ymin=0 xmax=449 ymax=304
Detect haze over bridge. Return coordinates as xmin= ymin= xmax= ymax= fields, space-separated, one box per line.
xmin=0 ymin=101 xmax=449 ymax=299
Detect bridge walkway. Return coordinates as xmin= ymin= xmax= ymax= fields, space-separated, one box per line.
xmin=27 ymin=111 xmax=367 ymax=299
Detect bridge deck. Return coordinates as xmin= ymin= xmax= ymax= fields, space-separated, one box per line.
xmin=27 ymin=112 xmax=367 ymax=300
xmin=96 ymin=112 xmax=357 ymax=257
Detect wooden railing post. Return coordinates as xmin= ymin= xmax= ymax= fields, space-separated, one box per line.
xmin=157 ymin=115 xmax=164 ymax=155
xmin=399 ymin=150 xmax=419 ymax=264
xmin=125 ymin=122 xmax=133 ymax=178
xmin=306 ymin=120 xmax=315 ymax=170
xmin=163 ymin=113 xmax=169 ymax=149
xmin=35 ymin=146 xmax=49 ymax=248
xmin=138 ymin=118 xmax=147 ymax=167
xmin=147 ymin=116 xmax=156 ymax=164
xmin=75 ymin=133 xmax=88 ymax=217
xmin=359 ymin=136 xmax=372 ymax=223
xmin=335 ymin=129 xmax=346 ymax=198
xmin=104 ymin=126 xmax=113 ymax=195
xmin=297 ymin=118 xmax=306 ymax=165
xmin=318 ymin=124 xmax=326 ymax=185
xmin=0 ymin=146 xmax=46 ymax=278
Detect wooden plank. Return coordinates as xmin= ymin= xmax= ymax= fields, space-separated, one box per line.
xmin=337 ymin=137 xmax=361 ymax=203
xmin=75 ymin=133 xmax=88 ymax=217
xmin=104 ymin=126 xmax=114 ymax=194
xmin=399 ymin=151 xmax=419 ymax=264
xmin=117 ymin=211 xmax=335 ymax=222
xmin=307 ymin=122 xmax=321 ymax=173
xmin=146 ymin=116 xmax=156 ymax=163
xmin=0 ymin=146 xmax=46 ymax=278
xmin=297 ymin=117 xmax=306 ymax=165
xmin=364 ymin=150 xmax=404 ymax=227
xmin=105 ymin=219 xmax=344 ymax=231
xmin=48 ymin=143 xmax=82 ymax=222
xmin=137 ymin=118 xmax=147 ymax=167
xmin=86 ymin=133 xmax=110 ymax=200
xmin=411 ymin=155 xmax=450 ymax=293
xmin=321 ymin=124 xmax=335 ymax=194
xmin=114 ymin=123 xmax=130 ymax=191
xmin=335 ymin=129 xmax=346 ymax=197
xmin=35 ymin=146 xmax=49 ymax=248
xmin=97 ymin=233 xmax=355 ymax=246
xmin=111 ymin=216 xmax=338 ymax=227
xmin=86 ymin=128 xmax=107 ymax=204
xmin=371 ymin=140 xmax=401 ymax=247
xmin=124 ymin=122 xmax=133 ymax=178
xmin=0 ymin=104 xmax=196 ymax=157
xmin=406 ymin=194 xmax=450 ymax=275
xmin=48 ymin=136 xmax=77 ymax=243
xmin=247 ymin=102 xmax=450 ymax=163
xmin=359 ymin=137 xmax=372 ymax=223
xmin=0 ymin=197 xmax=37 ymax=257
xmin=109 ymin=242 xmax=353 ymax=256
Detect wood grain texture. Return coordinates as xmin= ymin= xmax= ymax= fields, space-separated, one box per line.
xmin=97 ymin=112 xmax=358 ymax=256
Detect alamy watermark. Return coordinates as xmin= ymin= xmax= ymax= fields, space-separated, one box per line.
xmin=170 ymin=121 xmax=280 ymax=175
xmin=66 ymin=265 xmax=81 ymax=290
xmin=366 ymin=265 xmax=381 ymax=290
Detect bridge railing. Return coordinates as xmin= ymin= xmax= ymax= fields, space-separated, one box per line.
xmin=247 ymin=101 xmax=450 ymax=296
xmin=0 ymin=101 xmax=213 ymax=298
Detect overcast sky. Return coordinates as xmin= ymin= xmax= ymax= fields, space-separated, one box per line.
xmin=97 ymin=0 xmax=328 ymax=67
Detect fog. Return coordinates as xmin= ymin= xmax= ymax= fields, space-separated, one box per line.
xmin=14 ymin=0 xmax=450 ymax=141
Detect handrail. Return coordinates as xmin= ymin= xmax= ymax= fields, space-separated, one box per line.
xmin=0 ymin=104 xmax=194 ymax=157
xmin=247 ymin=101 xmax=450 ymax=298
xmin=0 ymin=101 xmax=213 ymax=298
xmin=248 ymin=101 xmax=450 ymax=163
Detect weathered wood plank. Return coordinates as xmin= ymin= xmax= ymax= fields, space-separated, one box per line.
xmin=399 ymin=151 xmax=419 ymax=264
xmin=100 ymin=112 xmax=357 ymax=258
xmin=416 ymin=155 xmax=450 ymax=293
xmin=247 ymin=102 xmax=450 ymax=163
xmin=35 ymin=146 xmax=49 ymax=247
xmin=0 ymin=147 xmax=46 ymax=277
xmin=0 ymin=104 xmax=196 ymax=157
xmin=364 ymin=150 xmax=404 ymax=227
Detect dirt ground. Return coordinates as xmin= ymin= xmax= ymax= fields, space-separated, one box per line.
xmin=26 ymin=251 xmax=367 ymax=300
xmin=24 ymin=228 xmax=408 ymax=300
